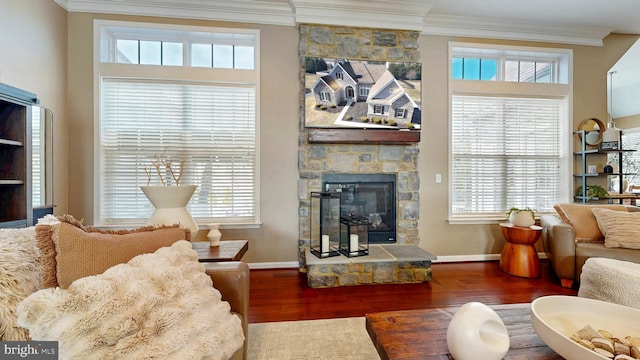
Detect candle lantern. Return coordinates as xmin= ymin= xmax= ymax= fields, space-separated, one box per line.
xmin=339 ymin=215 xmax=369 ymax=257
xmin=310 ymin=192 xmax=340 ymax=259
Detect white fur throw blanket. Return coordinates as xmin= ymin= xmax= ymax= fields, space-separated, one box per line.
xmin=0 ymin=227 xmax=43 ymax=341
xmin=16 ymin=241 xmax=244 ymax=360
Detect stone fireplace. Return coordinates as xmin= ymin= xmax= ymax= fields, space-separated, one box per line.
xmin=297 ymin=24 xmax=430 ymax=283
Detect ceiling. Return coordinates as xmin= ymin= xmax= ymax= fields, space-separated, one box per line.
xmin=54 ymin=0 xmax=640 ymax=117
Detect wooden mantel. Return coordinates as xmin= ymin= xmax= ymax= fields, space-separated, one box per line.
xmin=308 ymin=128 xmax=420 ymax=144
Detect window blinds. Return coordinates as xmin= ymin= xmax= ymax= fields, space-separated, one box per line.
xmin=100 ymin=79 xmax=256 ymax=224
xmin=451 ymin=95 xmax=567 ymax=218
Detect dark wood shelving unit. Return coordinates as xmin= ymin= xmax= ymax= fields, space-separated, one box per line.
xmin=308 ymin=128 xmax=420 ymax=144
xmin=0 ymin=82 xmax=38 ymax=228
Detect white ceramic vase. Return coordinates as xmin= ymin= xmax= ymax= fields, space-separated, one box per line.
xmin=207 ymin=223 xmax=222 ymax=247
xmin=140 ymin=185 xmax=198 ymax=235
xmin=509 ymin=210 xmax=535 ymax=228
xmin=446 ymin=302 xmax=510 ymax=360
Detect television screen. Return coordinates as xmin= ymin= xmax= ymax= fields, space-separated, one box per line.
xmin=304 ymin=57 xmax=421 ymax=130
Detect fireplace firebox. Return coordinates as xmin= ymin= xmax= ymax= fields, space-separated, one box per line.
xmin=322 ymin=174 xmax=396 ymax=244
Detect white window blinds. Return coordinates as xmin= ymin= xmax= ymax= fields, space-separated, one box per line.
xmin=451 ymin=95 xmax=568 ymax=219
xmin=100 ymin=79 xmax=256 ymax=225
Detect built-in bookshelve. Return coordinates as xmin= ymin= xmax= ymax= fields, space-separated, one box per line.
xmin=0 ymin=82 xmax=37 ymax=228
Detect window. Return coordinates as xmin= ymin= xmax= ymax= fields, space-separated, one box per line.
xmin=449 ymin=43 xmax=571 ymax=222
xmin=615 ymin=129 xmax=640 ymax=189
xmin=395 ymin=108 xmax=406 ymax=118
xmin=373 ymin=104 xmax=384 ymax=114
xmin=336 ymin=72 xmax=343 ymax=80
xmin=320 ymin=92 xmax=331 ymax=102
xmin=346 ymin=86 xmax=354 ymax=99
xmin=96 ymin=21 xmax=259 ymax=227
xmin=359 ymin=85 xmax=370 ymax=97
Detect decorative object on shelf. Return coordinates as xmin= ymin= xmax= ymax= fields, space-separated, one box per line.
xmin=446 ymin=302 xmax=510 ymax=360
xmin=339 ymin=215 xmax=369 ymax=257
xmin=587 ymin=165 xmax=598 ymax=174
xmin=577 ymin=184 xmax=609 ymax=201
xmin=602 ymin=71 xmax=621 ymax=150
xmin=207 ymin=223 xmax=222 ymax=247
xmin=603 ymin=164 xmax=614 ymax=174
xmin=140 ymin=185 xmax=198 ymax=235
xmin=506 ymin=207 xmax=535 ymax=227
xmin=577 ymin=118 xmax=604 ymax=146
xmin=310 ymin=192 xmax=341 ymax=259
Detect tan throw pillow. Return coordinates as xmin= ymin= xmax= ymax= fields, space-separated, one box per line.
xmin=592 ymin=208 xmax=640 ymax=249
xmin=36 ymin=215 xmax=190 ymax=289
xmin=553 ymin=204 xmax=629 ymax=243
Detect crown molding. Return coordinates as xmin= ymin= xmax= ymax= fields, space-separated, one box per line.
xmin=423 ymin=14 xmax=612 ymax=46
xmin=290 ymin=0 xmax=433 ymax=32
xmin=54 ymin=0 xmax=296 ymax=26
xmin=54 ymin=0 xmax=613 ymax=45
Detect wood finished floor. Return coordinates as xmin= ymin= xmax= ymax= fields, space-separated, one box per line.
xmin=248 ymin=260 xmax=577 ymax=323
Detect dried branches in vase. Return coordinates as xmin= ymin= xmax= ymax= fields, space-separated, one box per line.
xmin=143 ymin=149 xmax=186 ymax=186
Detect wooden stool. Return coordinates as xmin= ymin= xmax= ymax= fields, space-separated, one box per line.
xmin=499 ymin=223 xmax=542 ymax=278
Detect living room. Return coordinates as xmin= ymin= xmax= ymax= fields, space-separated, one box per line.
xmin=3 ymin=1 xmax=640 ymax=359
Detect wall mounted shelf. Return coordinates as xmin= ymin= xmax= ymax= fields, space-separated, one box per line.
xmin=308 ymin=128 xmax=420 ymax=144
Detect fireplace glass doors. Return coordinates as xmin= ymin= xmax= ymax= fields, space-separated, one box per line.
xmin=322 ymin=173 xmax=396 ymax=243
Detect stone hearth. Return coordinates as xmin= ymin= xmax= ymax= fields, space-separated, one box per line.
xmin=304 ymin=244 xmax=436 ymax=288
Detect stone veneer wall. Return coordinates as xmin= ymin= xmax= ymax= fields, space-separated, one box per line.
xmin=298 ymin=24 xmax=421 ymax=267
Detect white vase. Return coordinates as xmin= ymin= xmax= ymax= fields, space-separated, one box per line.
xmin=140 ymin=185 xmax=198 ymax=235
xmin=446 ymin=302 xmax=510 ymax=360
xmin=207 ymin=223 xmax=222 ymax=247
xmin=509 ymin=211 xmax=535 ymax=228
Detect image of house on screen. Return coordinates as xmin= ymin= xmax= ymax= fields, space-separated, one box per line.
xmin=306 ymin=59 xmax=421 ymax=129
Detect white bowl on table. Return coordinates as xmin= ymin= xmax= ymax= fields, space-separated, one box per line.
xmin=531 ymin=295 xmax=640 ymax=360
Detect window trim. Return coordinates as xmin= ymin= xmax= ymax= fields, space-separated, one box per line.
xmin=447 ymin=42 xmax=573 ymax=224
xmin=93 ymin=19 xmax=261 ymax=228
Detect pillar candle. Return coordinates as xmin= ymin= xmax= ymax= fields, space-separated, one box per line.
xmin=350 ymin=234 xmax=359 ymax=254
xmin=321 ymin=235 xmax=329 ymax=253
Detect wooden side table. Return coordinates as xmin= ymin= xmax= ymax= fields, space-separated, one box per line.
xmin=191 ymin=240 xmax=248 ymax=262
xmin=499 ymin=223 xmax=542 ymax=278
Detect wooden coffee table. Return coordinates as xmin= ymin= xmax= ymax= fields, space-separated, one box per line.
xmin=365 ymin=303 xmax=561 ymax=360
xmin=191 ymin=240 xmax=248 ymax=262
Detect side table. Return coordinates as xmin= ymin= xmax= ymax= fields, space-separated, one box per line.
xmin=499 ymin=223 xmax=542 ymax=278
xmin=192 ymin=240 xmax=248 ymax=262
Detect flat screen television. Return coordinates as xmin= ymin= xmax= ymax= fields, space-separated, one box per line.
xmin=304 ymin=57 xmax=421 ymax=131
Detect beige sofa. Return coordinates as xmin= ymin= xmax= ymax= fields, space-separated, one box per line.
xmin=540 ymin=203 xmax=640 ymax=288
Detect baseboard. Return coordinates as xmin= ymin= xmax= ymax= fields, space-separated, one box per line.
xmin=433 ymin=252 xmax=548 ymax=263
xmin=248 ymin=261 xmax=299 ymax=269
xmin=248 ymin=253 xmax=548 ymax=269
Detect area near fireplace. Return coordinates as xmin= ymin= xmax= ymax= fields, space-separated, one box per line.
xmin=322 ymin=173 xmax=396 ymax=244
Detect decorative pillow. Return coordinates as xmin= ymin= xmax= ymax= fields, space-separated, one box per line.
xmin=36 ymin=215 xmax=190 ymax=289
xmin=17 ymin=241 xmax=244 ymax=360
xmin=553 ymin=204 xmax=629 ymax=243
xmin=592 ymin=208 xmax=640 ymax=249
xmin=0 ymin=227 xmax=43 ymax=341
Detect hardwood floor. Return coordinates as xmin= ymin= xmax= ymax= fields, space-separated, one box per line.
xmin=248 ymin=260 xmax=577 ymax=323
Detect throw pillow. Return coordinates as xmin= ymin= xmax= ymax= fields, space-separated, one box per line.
xmin=592 ymin=208 xmax=640 ymax=249
xmin=553 ymin=203 xmax=629 ymax=243
xmin=0 ymin=227 xmax=43 ymax=341
xmin=36 ymin=214 xmax=191 ymax=288
xmin=17 ymin=241 xmax=244 ymax=360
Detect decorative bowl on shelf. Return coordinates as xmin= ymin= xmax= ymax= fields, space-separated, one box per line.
xmin=531 ymin=295 xmax=640 ymax=360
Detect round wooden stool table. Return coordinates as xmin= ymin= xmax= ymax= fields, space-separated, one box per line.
xmin=499 ymin=223 xmax=542 ymax=278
